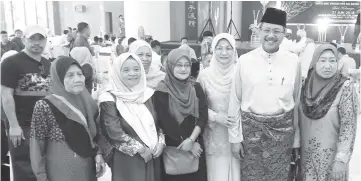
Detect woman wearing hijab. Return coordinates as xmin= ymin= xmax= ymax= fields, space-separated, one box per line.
xmin=196 ymin=33 xmax=240 ymax=181
xmin=154 ymin=48 xmax=208 ymax=181
xmin=70 ymin=47 xmax=96 ymax=93
xmin=128 ymin=40 xmax=165 ymax=89
xmin=98 ymin=53 xmax=165 ymax=181
xmin=299 ymin=44 xmax=357 ymax=181
xmin=29 ymin=56 xmax=106 ymax=181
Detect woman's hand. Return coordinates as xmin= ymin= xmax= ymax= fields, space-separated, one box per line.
xmin=215 ymin=113 xmax=234 ymax=128
xmin=152 ymin=143 xmax=165 ymax=158
xmin=95 ymin=154 xmax=106 ymax=178
xmin=328 ymin=161 xmax=347 ymax=181
xmin=139 ymin=147 xmax=153 ymax=163
xmin=191 ymin=142 xmax=203 ymax=157
xmin=177 ymin=138 xmax=194 ymax=152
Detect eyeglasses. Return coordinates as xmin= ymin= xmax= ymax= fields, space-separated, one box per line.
xmin=174 ymin=64 xmax=191 ymax=69
xmin=260 ymin=29 xmax=284 ymax=35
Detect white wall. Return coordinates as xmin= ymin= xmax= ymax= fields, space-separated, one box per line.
xmin=58 ymin=1 xmax=105 ymax=37
xmin=124 ymin=1 xmax=171 ymax=41
xmin=103 ymin=1 xmax=124 ymax=36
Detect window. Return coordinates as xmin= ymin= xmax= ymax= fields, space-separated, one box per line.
xmin=3 ymin=0 xmax=48 ymax=33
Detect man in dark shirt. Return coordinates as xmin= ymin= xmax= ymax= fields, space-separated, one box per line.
xmin=11 ymin=29 xmax=25 ymax=51
xmin=1 ymin=25 xmax=50 ymax=181
xmin=1 ymin=31 xmax=19 ymax=57
xmin=72 ymin=22 xmax=95 ymax=55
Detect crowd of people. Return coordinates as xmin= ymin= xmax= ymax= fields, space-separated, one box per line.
xmin=1 ymin=7 xmax=360 ymax=181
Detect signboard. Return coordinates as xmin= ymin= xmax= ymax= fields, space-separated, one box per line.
xmin=185 ymin=1 xmax=198 ymax=40
xmin=315 ymin=1 xmax=359 ymax=23
xmin=283 ymin=1 xmax=360 ymax=24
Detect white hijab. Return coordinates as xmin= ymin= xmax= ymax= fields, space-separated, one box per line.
xmin=98 ymin=53 xmax=158 ymax=150
xmin=198 ymin=33 xmax=238 ymax=93
xmin=128 ymin=40 xmax=165 ymax=89
xmin=70 ymin=47 xmax=95 ymax=67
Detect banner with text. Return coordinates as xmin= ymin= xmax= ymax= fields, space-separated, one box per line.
xmin=185 ymin=1 xmax=198 ymax=40
xmin=282 ymin=1 xmax=360 ymax=24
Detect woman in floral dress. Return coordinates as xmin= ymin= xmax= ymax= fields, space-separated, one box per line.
xmin=299 ymin=44 xmax=358 ymax=181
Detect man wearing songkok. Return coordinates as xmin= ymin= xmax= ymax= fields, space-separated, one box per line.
xmin=228 ymin=8 xmax=302 ymax=181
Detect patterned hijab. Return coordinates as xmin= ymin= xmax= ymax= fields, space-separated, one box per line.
xmin=156 ymin=48 xmax=199 ymax=124
xmin=199 ymin=33 xmax=238 ymax=93
xmin=46 ymin=56 xmax=98 ymax=155
xmin=301 ymin=44 xmax=348 ymax=119
xmin=129 ymin=40 xmax=165 ymax=89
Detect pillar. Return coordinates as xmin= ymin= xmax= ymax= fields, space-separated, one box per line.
xmin=124 ymin=1 xmax=170 ymax=41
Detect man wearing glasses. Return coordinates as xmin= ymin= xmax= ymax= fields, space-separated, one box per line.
xmin=227 ymin=8 xmax=302 ymax=181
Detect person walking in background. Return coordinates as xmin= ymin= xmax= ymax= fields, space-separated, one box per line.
xmin=1 ymin=25 xmax=51 ymax=181
xmin=1 ymin=30 xmax=19 ymax=57
xmin=91 ymin=36 xmax=99 ymax=46
xmin=98 ymin=53 xmax=165 ymax=181
xmin=30 ymin=56 xmax=106 ymax=181
xmin=72 ymin=22 xmax=95 ymax=56
xmin=154 ymin=48 xmax=208 ymax=181
xmin=197 ymin=33 xmax=241 ymax=181
xmin=228 ymin=8 xmax=302 ymax=181
xmin=11 ymin=29 xmax=25 ymax=51
xmin=337 ymin=47 xmax=357 ymax=77
xmin=299 ymin=44 xmax=357 ymax=181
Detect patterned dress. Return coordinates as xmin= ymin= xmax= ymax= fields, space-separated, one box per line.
xmin=197 ymin=71 xmax=241 ymax=181
xmin=30 ymin=100 xmax=96 ymax=181
xmin=300 ymin=80 xmax=357 ymax=181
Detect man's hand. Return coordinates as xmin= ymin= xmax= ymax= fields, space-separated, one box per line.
xmin=9 ymin=125 xmax=24 ymax=147
xmin=231 ymin=142 xmax=244 ymax=160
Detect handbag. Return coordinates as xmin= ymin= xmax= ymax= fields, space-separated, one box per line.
xmin=162 ymin=146 xmax=199 ymax=175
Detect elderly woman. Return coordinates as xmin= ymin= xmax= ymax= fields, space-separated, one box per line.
xmin=299 ymin=44 xmax=358 ymax=181
xmin=70 ymin=47 xmax=95 ymax=93
xmin=128 ymin=40 xmax=165 ymax=89
xmin=153 ymin=48 xmax=208 ymax=181
xmin=98 ymin=53 xmax=165 ymax=181
xmin=29 ymin=56 xmax=105 ymax=181
xmin=197 ymin=33 xmax=240 ymax=181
